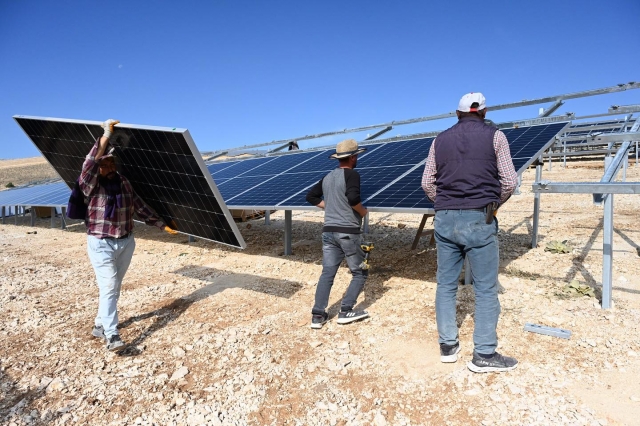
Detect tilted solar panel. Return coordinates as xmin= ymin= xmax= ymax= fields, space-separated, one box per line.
xmin=14 ymin=116 xmax=245 ymax=248
xmin=0 ymin=181 xmax=70 ymax=207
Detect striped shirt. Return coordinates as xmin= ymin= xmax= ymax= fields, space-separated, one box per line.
xmin=79 ymin=140 xmax=165 ymax=238
xmin=421 ymin=129 xmax=518 ymax=205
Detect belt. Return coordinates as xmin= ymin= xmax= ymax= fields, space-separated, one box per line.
xmin=104 ymin=233 xmax=130 ymax=240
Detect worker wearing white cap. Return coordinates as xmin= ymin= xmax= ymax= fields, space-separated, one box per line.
xmin=422 ymin=93 xmax=518 ymax=372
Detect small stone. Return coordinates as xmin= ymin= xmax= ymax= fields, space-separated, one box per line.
xmin=337 ymin=341 xmax=349 ymax=350
xmin=46 ymin=378 xmax=64 ymax=393
xmin=171 ymin=346 xmax=186 ymax=357
xmin=374 ymin=412 xmax=387 ymax=426
xmin=309 ymin=341 xmax=322 ymax=348
xmin=170 ymin=366 xmax=189 ymax=381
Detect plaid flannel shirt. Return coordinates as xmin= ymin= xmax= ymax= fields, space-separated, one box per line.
xmin=421 ymin=129 xmax=518 ymax=205
xmin=79 ymin=140 xmax=165 ymax=238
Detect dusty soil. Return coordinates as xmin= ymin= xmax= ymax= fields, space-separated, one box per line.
xmin=1 ymin=159 xmax=639 ymax=425
xmin=0 ymin=158 xmax=59 ymax=190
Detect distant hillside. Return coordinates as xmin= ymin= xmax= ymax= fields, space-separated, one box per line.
xmin=0 ymin=157 xmax=59 ymax=190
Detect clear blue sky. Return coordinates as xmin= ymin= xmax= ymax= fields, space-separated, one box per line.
xmin=1 ymin=0 xmax=639 ymax=159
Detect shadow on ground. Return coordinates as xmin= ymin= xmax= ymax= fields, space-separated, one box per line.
xmin=116 ymin=267 xmax=303 ymax=356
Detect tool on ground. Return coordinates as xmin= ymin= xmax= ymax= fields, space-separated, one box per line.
xmin=524 ymin=323 xmax=572 ymax=339
xmin=359 ymin=242 xmax=374 ymax=270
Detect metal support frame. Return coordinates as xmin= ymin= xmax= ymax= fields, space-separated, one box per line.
xmin=594 ymin=141 xmax=635 ymax=204
xmin=50 ymin=207 xmax=55 ymax=228
xmin=363 ymin=214 xmax=369 ymax=234
xmin=265 ymin=210 xmax=270 ymax=225
xmin=284 ymin=210 xmax=292 ymax=255
xmin=1 ymin=206 xmax=4 ymax=224
xmin=208 ymin=83 xmax=640 ymax=154
xmin=532 ymin=180 xmax=640 ymax=309
xmin=188 ymin=235 xmax=195 ymax=243
xmin=30 ymin=207 xmax=35 ymax=226
xmin=364 ymin=126 xmax=392 ymax=140
xmin=539 ymin=100 xmax=565 ymax=117
xmin=531 ymin=158 xmax=543 ymax=248
xmin=411 ymin=214 xmax=435 ymax=250
xmin=602 ymin=194 xmax=614 ymax=308
xmin=14 ymin=206 xmax=18 ymax=225
xmin=60 ymin=207 xmax=66 ymax=230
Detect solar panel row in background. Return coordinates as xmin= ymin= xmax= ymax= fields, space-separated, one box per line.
xmin=218 ymin=122 xmax=568 ymax=211
xmin=14 ymin=116 xmax=245 ymax=248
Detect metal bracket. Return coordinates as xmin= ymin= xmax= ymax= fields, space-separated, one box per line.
xmin=524 ymin=323 xmax=572 ymax=339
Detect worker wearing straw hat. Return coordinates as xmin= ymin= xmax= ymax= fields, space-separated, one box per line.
xmin=306 ymin=139 xmax=370 ymax=329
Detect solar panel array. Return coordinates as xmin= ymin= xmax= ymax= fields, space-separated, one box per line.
xmin=0 ymin=182 xmax=69 ymax=208
xmin=4 ymin=120 xmax=569 ymax=219
xmin=13 ymin=116 xmax=245 ymax=248
xmin=211 ymin=121 xmax=569 ymax=212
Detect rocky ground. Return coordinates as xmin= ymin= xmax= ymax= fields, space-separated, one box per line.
xmin=1 ymin=159 xmax=639 ymax=425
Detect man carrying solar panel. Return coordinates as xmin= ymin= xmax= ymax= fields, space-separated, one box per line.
xmin=306 ymin=139 xmax=371 ymax=329
xmin=421 ymin=93 xmax=519 ymax=373
xmin=80 ymin=119 xmax=178 ymax=351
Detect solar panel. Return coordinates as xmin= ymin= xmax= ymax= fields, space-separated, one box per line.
xmin=503 ymin=122 xmax=569 ymax=172
xmin=0 ymin=182 xmax=69 ymax=207
xmin=14 ymin=116 xmax=245 ymax=248
xmin=366 ymin=167 xmax=434 ymax=210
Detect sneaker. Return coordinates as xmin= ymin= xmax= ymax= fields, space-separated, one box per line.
xmin=440 ymin=343 xmax=461 ymax=363
xmin=106 ymin=334 xmax=126 ymax=351
xmin=336 ymin=310 xmax=369 ymax=325
xmin=92 ymin=325 xmax=105 ymax=339
xmin=467 ymin=351 xmax=518 ymax=373
xmin=310 ymin=313 xmax=328 ymax=329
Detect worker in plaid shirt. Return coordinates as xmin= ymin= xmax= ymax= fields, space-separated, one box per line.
xmin=80 ymin=119 xmax=178 ymax=351
xmin=421 ymin=93 xmax=518 ymax=373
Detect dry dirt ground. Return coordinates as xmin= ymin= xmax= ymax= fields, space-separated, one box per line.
xmin=0 ymin=158 xmax=59 ymax=189
xmin=1 ymin=159 xmax=639 ymax=425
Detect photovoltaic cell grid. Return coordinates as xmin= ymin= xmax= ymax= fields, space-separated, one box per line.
xmin=0 ymin=182 xmax=69 ymax=207
xmin=218 ymin=123 xmax=567 ymax=211
xmin=13 ymin=116 xmax=245 ymax=248
xmin=502 ymin=122 xmax=569 ymax=173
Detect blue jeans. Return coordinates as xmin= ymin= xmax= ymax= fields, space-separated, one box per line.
xmin=87 ymin=234 xmax=136 ymax=338
xmin=434 ymin=210 xmax=500 ymax=355
xmin=312 ymin=232 xmax=368 ymax=314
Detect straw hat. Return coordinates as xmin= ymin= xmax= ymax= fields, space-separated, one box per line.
xmin=329 ymin=139 xmax=367 ymax=159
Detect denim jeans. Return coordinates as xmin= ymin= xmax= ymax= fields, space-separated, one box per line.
xmin=434 ymin=210 xmax=500 ymax=355
xmin=312 ymin=232 xmax=368 ymax=314
xmin=87 ymin=234 xmax=136 ymax=338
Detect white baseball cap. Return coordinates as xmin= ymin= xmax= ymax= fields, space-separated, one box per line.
xmin=457 ymin=92 xmax=486 ymax=112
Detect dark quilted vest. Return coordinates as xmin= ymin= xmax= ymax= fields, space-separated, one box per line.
xmin=433 ymin=116 xmax=500 ymax=211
